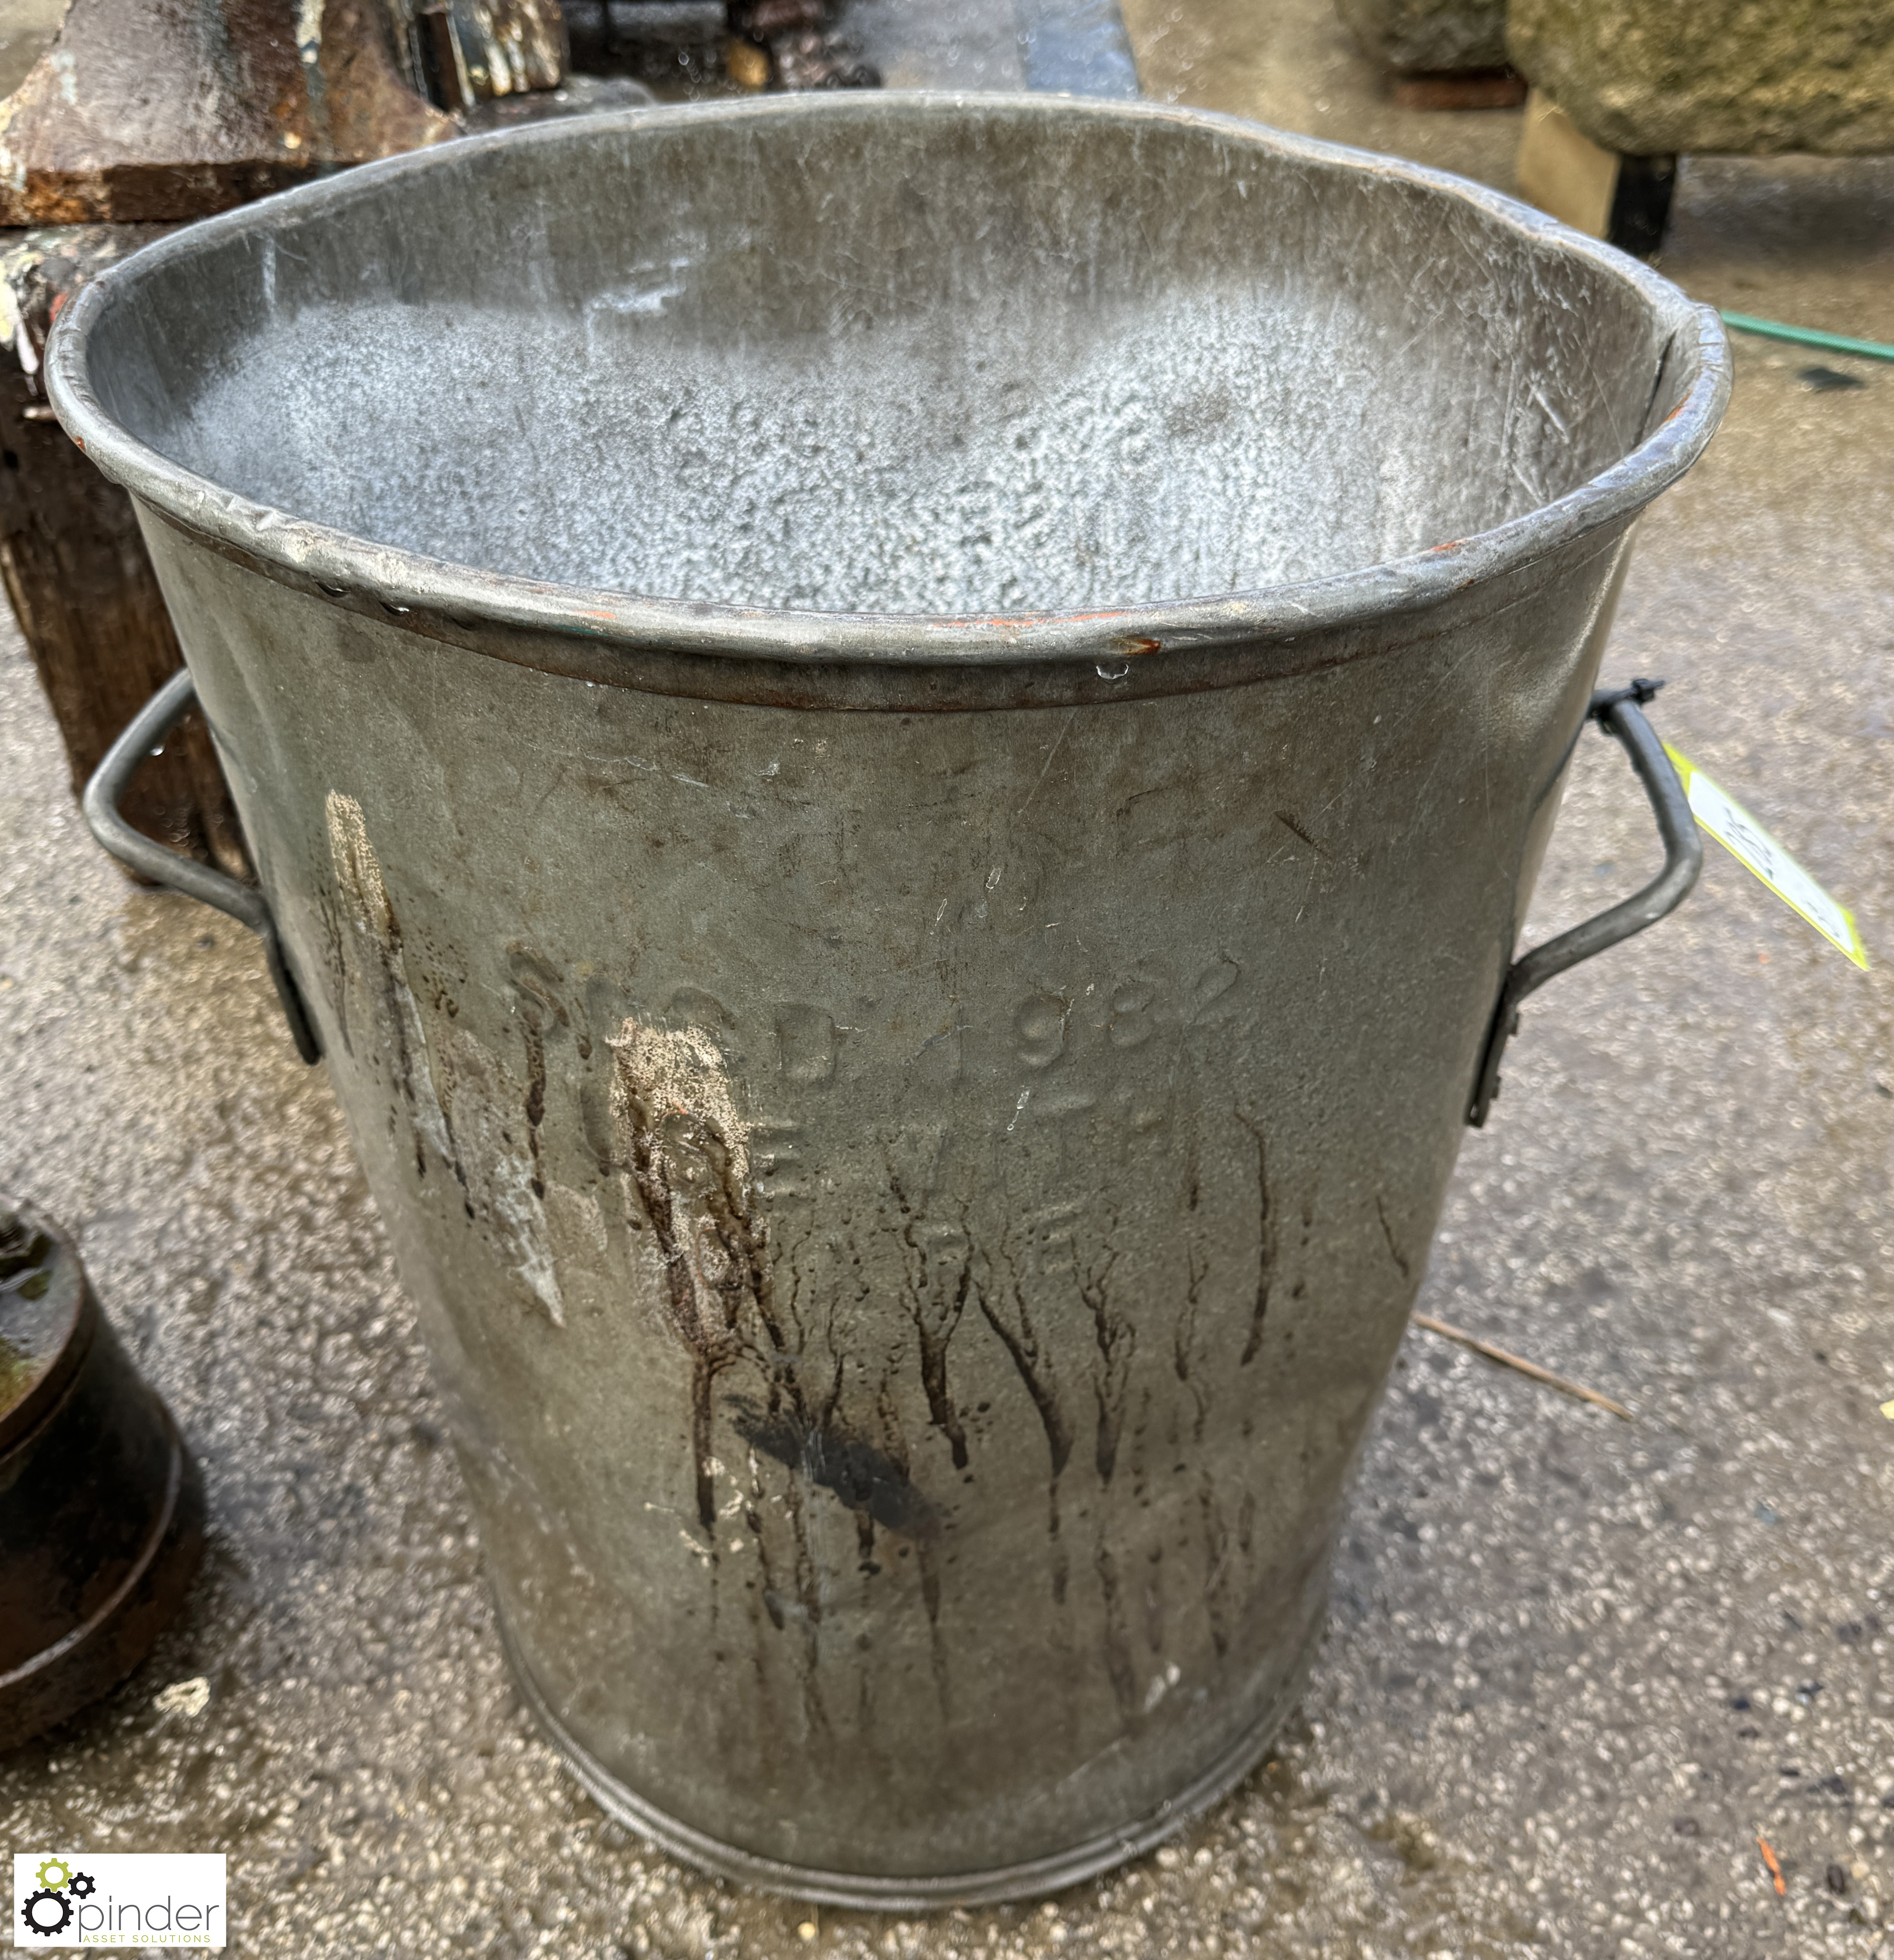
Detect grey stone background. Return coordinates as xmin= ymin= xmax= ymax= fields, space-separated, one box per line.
xmin=4 ymin=0 xmax=1894 ymax=1952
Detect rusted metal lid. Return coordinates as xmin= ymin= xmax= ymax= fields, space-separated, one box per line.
xmin=0 ymin=1199 xmax=92 ymax=1456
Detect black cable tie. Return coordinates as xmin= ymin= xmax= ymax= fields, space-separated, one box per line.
xmin=1588 ymin=676 xmax=1666 ymax=729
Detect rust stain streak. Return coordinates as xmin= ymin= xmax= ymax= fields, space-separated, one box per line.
xmin=521 ymin=1020 xmax=547 ymax=1200
xmin=612 ymin=1026 xmax=761 ymax=1532
xmin=1376 ymin=1195 xmax=1413 ymax=1282
xmin=977 ymin=1261 xmax=1072 ymax=1603
xmin=889 ymin=1172 xmax=971 ymax=1470
xmin=1236 ymin=1112 xmax=1274 ymax=1365
xmin=1094 ymin=1542 xmax=1138 ymax=1717
xmin=1081 ymin=1238 xmax=1131 ymax=1484
xmin=976 ymin=1281 xmax=1072 ymax=1482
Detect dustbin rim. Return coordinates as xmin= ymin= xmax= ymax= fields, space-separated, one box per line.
xmin=47 ymin=91 xmax=1730 ymax=672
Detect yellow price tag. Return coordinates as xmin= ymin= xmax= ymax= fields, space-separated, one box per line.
xmin=1664 ymin=747 xmax=1868 ymax=970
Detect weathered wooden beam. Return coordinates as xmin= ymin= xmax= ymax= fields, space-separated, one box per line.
xmin=1 ymin=227 xmax=250 ymax=876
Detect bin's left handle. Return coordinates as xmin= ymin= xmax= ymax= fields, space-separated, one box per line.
xmin=82 ymin=668 xmax=323 ymax=1065
xmin=1467 ymin=680 xmax=1699 ymax=1127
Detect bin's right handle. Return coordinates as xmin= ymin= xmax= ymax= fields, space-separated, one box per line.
xmin=1466 ymin=680 xmax=1700 ymax=1127
xmin=81 ymin=667 xmax=323 ymax=1066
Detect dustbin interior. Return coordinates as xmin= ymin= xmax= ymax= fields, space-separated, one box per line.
xmin=84 ymin=99 xmax=1676 ymax=619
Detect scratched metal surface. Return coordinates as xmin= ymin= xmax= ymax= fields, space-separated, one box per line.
xmin=38 ymin=93 xmax=1721 ymax=1901
xmin=0 ymin=40 xmax=1888 ymax=1960
xmin=71 ymin=99 xmax=1693 ymax=628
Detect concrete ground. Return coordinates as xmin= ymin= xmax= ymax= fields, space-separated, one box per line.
xmin=5 ymin=2 xmax=1894 ymax=1954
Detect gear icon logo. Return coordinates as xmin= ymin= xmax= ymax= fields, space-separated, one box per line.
xmin=20 ymin=1858 xmax=91 ymax=1938
xmin=20 ymin=1888 xmax=72 ymax=1937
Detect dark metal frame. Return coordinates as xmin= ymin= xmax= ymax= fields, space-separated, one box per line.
xmin=1466 ymin=680 xmax=1700 ymax=1126
xmin=81 ymin=668 xmax=323 ymax=1064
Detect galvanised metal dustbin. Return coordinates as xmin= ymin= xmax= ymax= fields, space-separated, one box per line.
xmin=51 ymin=95 xmax=1729 ymax=1905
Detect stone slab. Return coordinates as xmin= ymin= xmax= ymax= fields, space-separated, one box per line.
xmin=1508 ymin=0 xmax=1894 ymax=157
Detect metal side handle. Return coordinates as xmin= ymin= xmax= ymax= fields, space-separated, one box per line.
xmin=81 ymin=668 xmax=322 ymax=1065
xmin=1467 ymin=680 xmax=1700 ymax=1127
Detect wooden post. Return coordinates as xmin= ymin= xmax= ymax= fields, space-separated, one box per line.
xmin=1515 ymin=89 xmax=1676 ymax=257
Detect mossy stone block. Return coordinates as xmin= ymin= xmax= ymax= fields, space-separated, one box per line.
xmin=1508 ymin=0 xmax=1894 ymax=155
